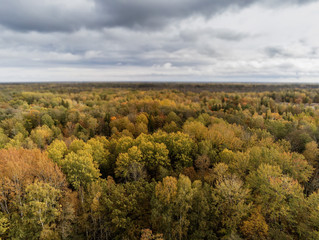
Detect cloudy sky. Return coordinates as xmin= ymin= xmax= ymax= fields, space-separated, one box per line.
xmin=0 ymin=0 xmax=319 ymax=82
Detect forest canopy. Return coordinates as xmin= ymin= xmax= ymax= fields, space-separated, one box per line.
xmin=1 ymin=83 xmax=319 ymax=239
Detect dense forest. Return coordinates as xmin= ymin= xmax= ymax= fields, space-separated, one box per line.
xmin=2 ymin=83 xmax=319 ymax=239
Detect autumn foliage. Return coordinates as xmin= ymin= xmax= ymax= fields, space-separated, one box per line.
xmin=0 ymin=83 xmax=319 ymax=239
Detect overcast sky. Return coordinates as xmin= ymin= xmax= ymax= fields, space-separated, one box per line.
xmin=0 ymin=0 xmax=319 ymax=82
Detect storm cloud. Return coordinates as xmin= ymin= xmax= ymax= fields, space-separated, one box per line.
xmin=0 ymin=0 xmax=318 ymax=82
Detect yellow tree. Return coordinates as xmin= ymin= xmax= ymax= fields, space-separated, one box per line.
xmin=240 ymin=207 xmax=269 ymax=240
xmin=152 ymin=175 xmax=193 ymax=240
xmin=47 ymin=139 xmax=68 ymax=164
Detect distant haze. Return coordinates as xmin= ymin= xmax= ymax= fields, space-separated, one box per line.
xmin=0 ymin=0 xmax=319 ymax=82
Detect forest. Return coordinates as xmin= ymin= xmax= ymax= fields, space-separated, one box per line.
xmin=1 ymin=83 xmax=319 ymax=239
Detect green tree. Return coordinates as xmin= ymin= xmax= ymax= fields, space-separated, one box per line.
xmin=152 ymin=175 xmax=193 ymax=240
xmin=0 ymin=128 xmax=9 ymax=148
xmin=153 ymin=131 xmax=196 ymax=171
xmin=183 ymin=120 xmax=207 ymax=141
xmin=135 ymin=134 xmax=170 ymax=175
xmin=115 ymin=146 xmax=146 ymax=181
xmin=175 ymin=174 xmax=193 ymax=240
xmin=152 ymin=176 xmax=178 ymax=240
xmin=20 ymin=181 xmax=62 ymax=240
xmin=0 ymin=212 xmax=9 ymax=239
xmin=41 ymin=114 xmax=54 ymax=128
xmin=212 ymin=174 xmax=251 ymax=236
xmin=30 ymin=125 xmax=54 ymax=149
xmin=307 ymin=190 xmax=319 ymax=238
xmin=87 ymin=137 xmax=110 ymax=166
xmin=68 ymin=139 xmax=92 ymax=155
xmin=248 ymin=164 xmax=307 ymax=237
xmin=47 ymin=139 xmax=67 ymax=164
xmin=188 ymin=180 xmax=216 ymax=240
xmin=303 ymin=141 xmax=319 ymax=166
xmin=60 ymin=151 xmax=100 ymax=191
xmin=141 ymin=229 xmax=164 ymax=240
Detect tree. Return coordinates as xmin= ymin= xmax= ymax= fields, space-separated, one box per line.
xmin=188 ymin=180 xmax=216 ymax=240
xmin=41 ymin=114 xmax=54 ymax=128
xmin=163 ymin=121 xmax=180 ymax=133
xmin=135 ymin=113 xmax=149 ymax=136
xmin=286 ymin=129 xmax=312 ymax=153
xmin=0 ymin=148 xmax=67 ymax=239
xmin=87 ymin=137 xmax=110 ymax=166
xmin=175 ymin=174 xmax=193 ymax=240
xmin=30 ymin=125 xmax=54 ymax=149
xmin=152 ymin=176 xmax=178 ymax=240
xmin=153 ymin=131 xmax=196 ymax=171
xmin=20 ymin=181 xmax=62 ymax=240
xmin=0 ymin=148 xmax=66 ymax=200
xmin=88 ymin=177 xmax=154 ymax=239
xmin=24 ymin=109 xmax=41 ymax=132
xmin=183 ymin=121 xmax=207 ymax=141
xmin=247 ymin=146 xmax=313 ymax=183
xmin=68 ymin=139 xmax=92 ymax=155
xmin=247 ymin=164 xmax=307 ymax=237
xmin=218 ymin=149 xmax=249 ymax=179
xmin=47 ymin=139 xmax=67 ymax=164
xmin=0 ymin=128 xmax=9 ymax=148
xmin=303 ymin=141 xmax=319 ymax=166
xmin=166 ymin=112 xmax=182 ymax=126
xmin=60 ymin=151 xmax=100 ymax=191
xmin=152 ymin=175 xmax=193 ymax=240
xmin=110 ymin=116 xmax=135 ymax=135
xmin=240 ymin=207 xmax=269 ymax=240
xmin=307 ymin=190 xmax=319 ymax=238
xmin=135 ymin=134 xmax=170 ymax=176
xmin=0 ymin=212 xmax=9 ymax=239
xmin=206 ymin=122 xmax=244 ymax=151
xmin=141 ymin=229 xmax=163 ymax=240
xmin=212 ymin=174 xmax=251 ymax=236
xmin=114 ymin=136 xmax=134 ymax=155
xmin=115 ymin=146 xmax=146 ymax=181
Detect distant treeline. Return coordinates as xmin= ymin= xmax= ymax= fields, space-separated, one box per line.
xmin=2 ymin=82 xmax=319 ymax=93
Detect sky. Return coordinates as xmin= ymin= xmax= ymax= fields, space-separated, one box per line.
xmin=0 ymin=0 xmax=319 ymax=83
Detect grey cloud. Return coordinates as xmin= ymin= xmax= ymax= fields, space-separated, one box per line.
xmin=0 ymin=24 xmax=219 ymax=69
xmin=0 ymin=0 xmax=96 ymax=32
xmin=214 ymin=31 xmax=249 ymax=41
xmin=277 ymin=63 xmax=296 ymax=69
xmin=88 ymin=0 xmax=319 ymax=30
xmin=94 ymin=0 xmax=257 ymax=29
xmin=265 ymin=47 xmax=293 ymax=58
xmin=180 ymin=28 xmax=250 ymax=43
xmin=310 ymin=47 xmax=318 ymax=55
xmin=0 ymin=0 xmax=316 ymax=32
xmin=264 ymin=44 xmax=316 ymax=59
